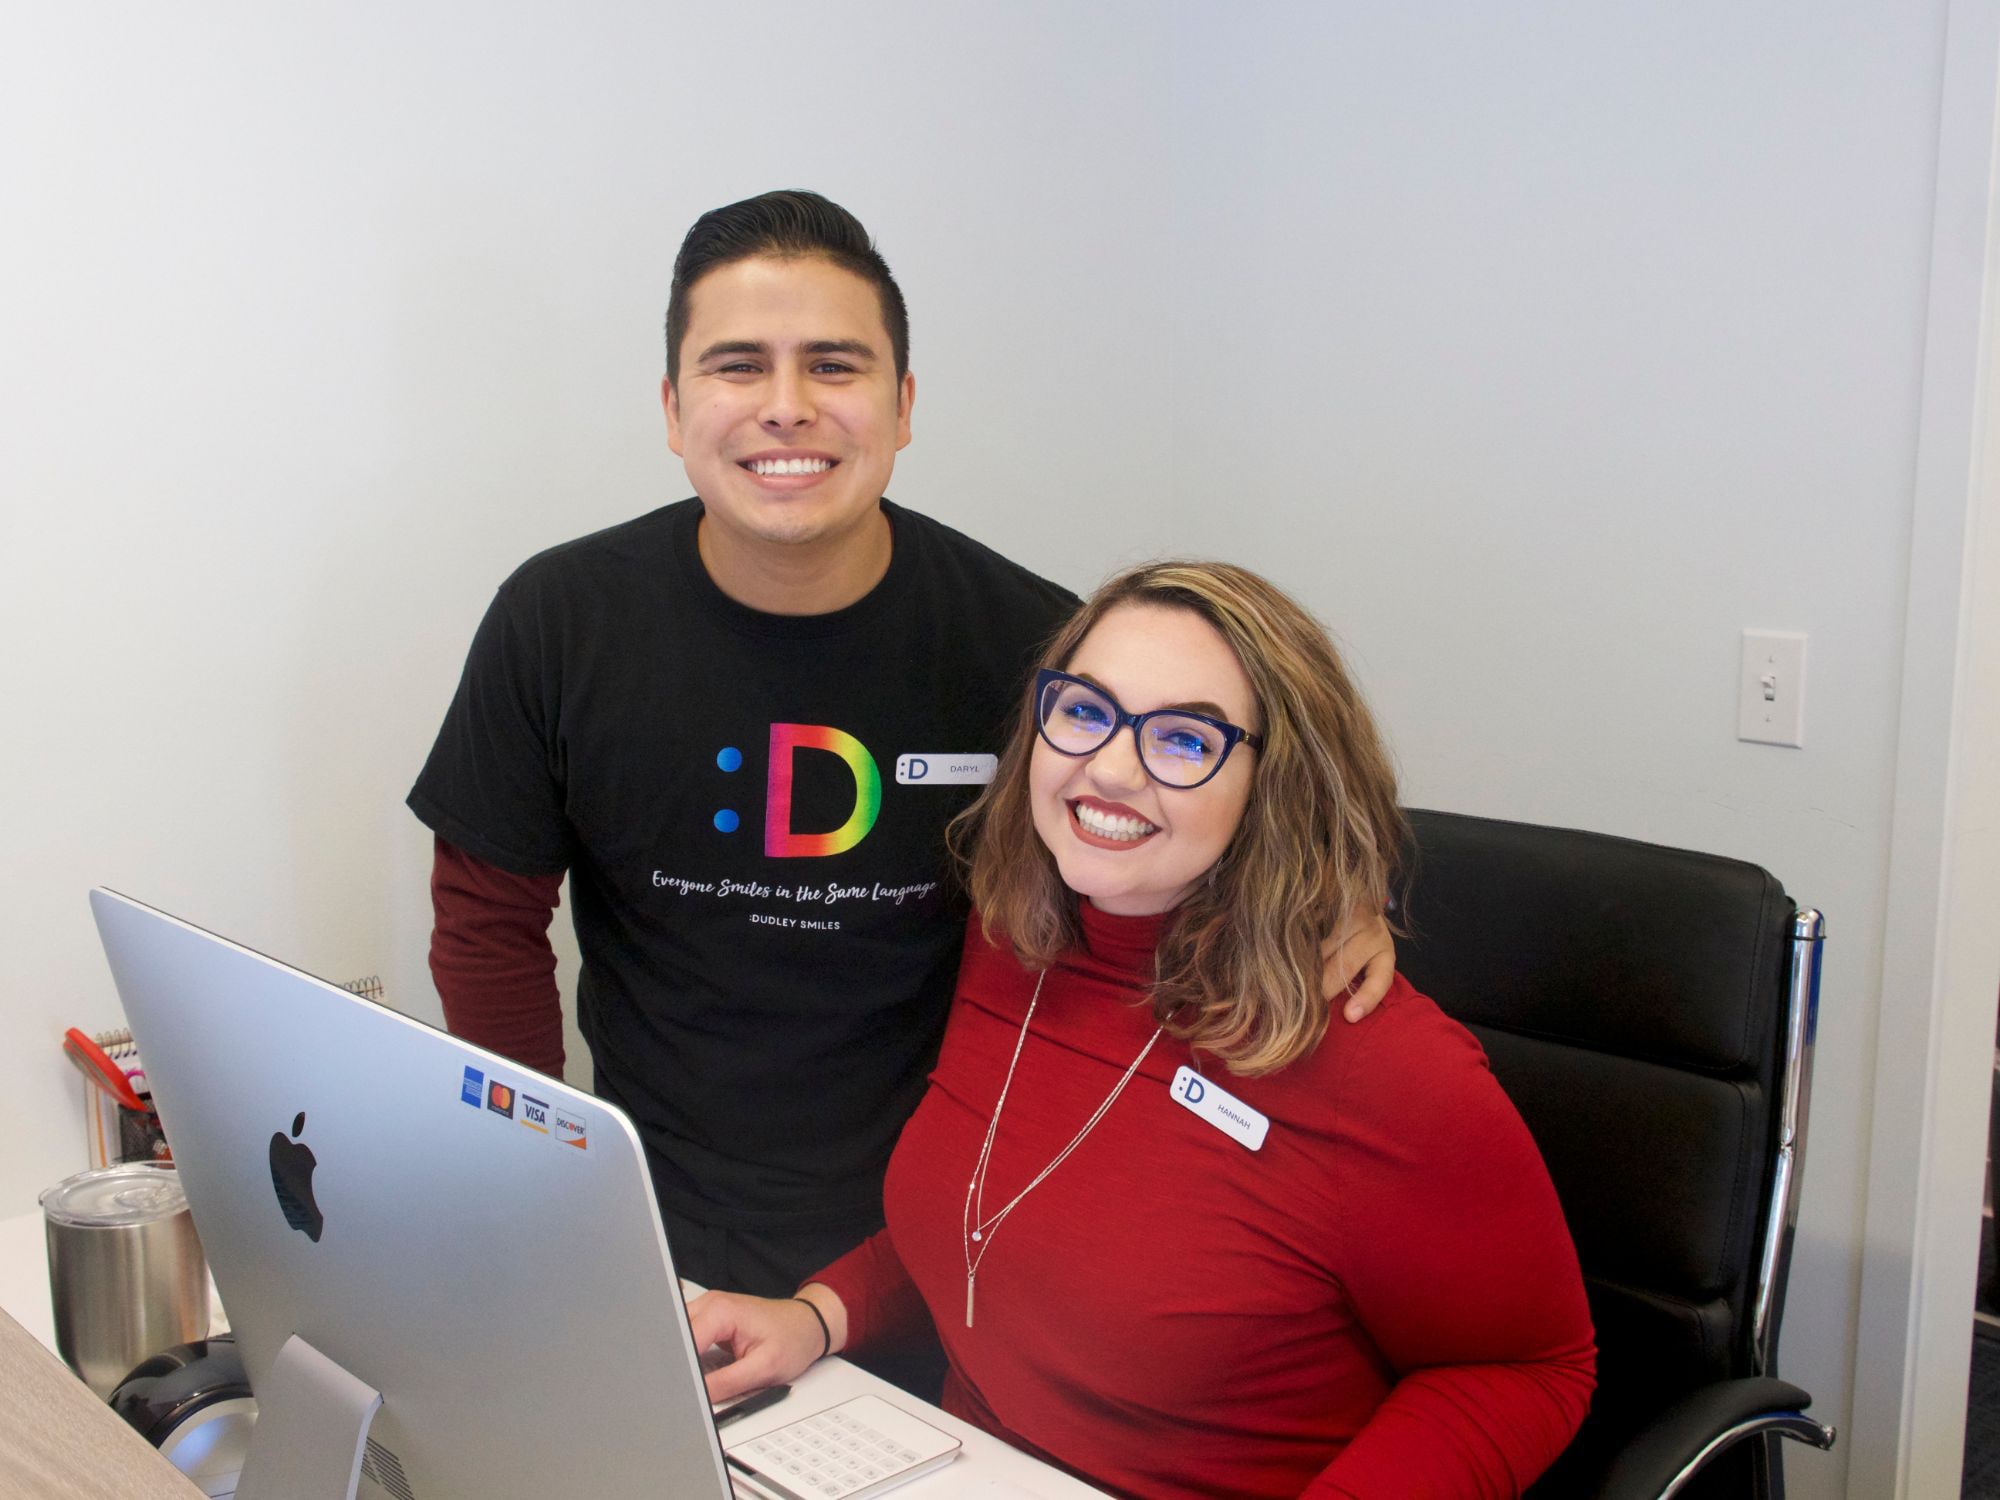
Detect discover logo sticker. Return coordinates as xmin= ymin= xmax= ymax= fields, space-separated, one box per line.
xmin=553 ymin=1109 xmax=589 ymax=1151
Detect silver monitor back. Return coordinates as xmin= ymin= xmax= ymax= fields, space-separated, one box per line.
xmin=90 ymin=887 xmax=734 ymax=1500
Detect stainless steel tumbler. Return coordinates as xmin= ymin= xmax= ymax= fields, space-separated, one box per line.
xmin=42 ymin=1162 xmax=209 ymax=1399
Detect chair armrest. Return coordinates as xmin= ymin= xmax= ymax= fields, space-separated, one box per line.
xmin=1593 ymin=1376 xmax=1836 ymax=1500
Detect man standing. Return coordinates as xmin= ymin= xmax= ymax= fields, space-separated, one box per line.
xmin=409 ymin=191 xmax=1391 ymax=1299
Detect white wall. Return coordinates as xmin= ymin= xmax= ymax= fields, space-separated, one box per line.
xmin=0 ymin=0 xmax=1183 ymax=1161
xmin=4 ymin=6 xmax=1994 ymax=1497
xmin=1160 ymin=10 xmax=1948 ymax=1497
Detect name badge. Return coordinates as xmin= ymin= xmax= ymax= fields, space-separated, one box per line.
xmin=894 ymin=753 xmax=996 ymax=785
xmin=1169 ymin=1065 xmax=1268 ymax=1151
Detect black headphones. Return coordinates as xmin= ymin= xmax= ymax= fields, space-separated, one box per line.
xmin=109 ymin=1333 xmax=256 ymax=1481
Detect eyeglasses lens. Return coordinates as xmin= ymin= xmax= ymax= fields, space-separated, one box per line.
xmin=1141 ymin=716 xmax=1223 ymax=787
xmin=1039 ymin=679 xmax=1116 ymax=753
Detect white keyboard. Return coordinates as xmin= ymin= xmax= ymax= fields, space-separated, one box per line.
xmin=725 ymin=1394 xmax=961 ymax=1500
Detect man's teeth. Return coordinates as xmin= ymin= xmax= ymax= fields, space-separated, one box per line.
xmin=1074 ymin=803 xmax=1158 ymax=841
xmin=749 ymin=457 xmax=831 ymax=476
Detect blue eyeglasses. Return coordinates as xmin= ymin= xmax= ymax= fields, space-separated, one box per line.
xmin=1033 ymin=669 xmax=1262 ymax=789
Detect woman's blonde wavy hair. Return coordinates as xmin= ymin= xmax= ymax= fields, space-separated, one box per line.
xmin=950 ymin=561 xmax=1405 ymax=1077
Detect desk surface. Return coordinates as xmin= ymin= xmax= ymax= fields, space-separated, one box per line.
xmin=0 ymin=1208 xmax=1101 ymax=1498
xmin=0 ymin=1302 xmax=205 ymax=1499
xmin=718 ymin=1348 xmax=1102 ymax=1498
xmin=2 ymin=1208 xmax=58 ymax=1352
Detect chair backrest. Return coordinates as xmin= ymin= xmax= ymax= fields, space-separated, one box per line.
xmin=1395 ymin=809 xmax=1820 ymax=1496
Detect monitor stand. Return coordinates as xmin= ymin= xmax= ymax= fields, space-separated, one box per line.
xmin=233 ymin=1333 xmax=384 ymax=1500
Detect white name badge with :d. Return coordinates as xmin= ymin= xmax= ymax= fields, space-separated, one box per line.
xmin=1169 ymin=1065 xmax=1268 ymax=1151
xmin=895 ymin=753 xmax=996 ymax=785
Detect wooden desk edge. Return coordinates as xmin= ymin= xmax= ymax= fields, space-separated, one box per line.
xmin=0 ymin=1304 xmax=205 ymax=1499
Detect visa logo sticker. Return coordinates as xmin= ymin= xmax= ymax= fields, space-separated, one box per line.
xmin=1169 ymin=1065 xmax=1268 ymax=1151
xmin=520 ymin=1095 xmax=551 ymax=1134
xmin=895 ymin=753 xmax=996 ymax=786
xmin=553 ymin=1110 xmax=588 ymax=1151
xmin=460 ymin=1067 xmax=484 ymax=1107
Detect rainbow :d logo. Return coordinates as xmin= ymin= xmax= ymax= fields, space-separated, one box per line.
xmin=765 ymin=724 xmax=882 ymax=858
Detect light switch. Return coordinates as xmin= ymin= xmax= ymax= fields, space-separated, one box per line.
xmin=1739 ymin=631 xmax=1806 ymax=747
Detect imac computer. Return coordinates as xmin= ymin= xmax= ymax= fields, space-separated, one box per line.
xmin=90 ymin=887 xmax=747 ymax=1500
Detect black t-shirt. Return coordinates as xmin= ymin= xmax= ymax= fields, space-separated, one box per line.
xmin=409 ymin=498 xmax=1075 ymax=1233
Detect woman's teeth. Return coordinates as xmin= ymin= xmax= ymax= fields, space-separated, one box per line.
xmin=1073 ymin=803 xmax=1158 ymax=841
xmin=749 ymin=457 xmax=831 ymax=476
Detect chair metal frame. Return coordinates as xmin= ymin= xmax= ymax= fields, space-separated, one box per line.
xmin=1662 ymin=908 xmax=1836 ymax=1498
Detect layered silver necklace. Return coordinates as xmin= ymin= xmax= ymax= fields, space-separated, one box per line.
xmin=960 ymin=970 xmax=1164 ymax=1328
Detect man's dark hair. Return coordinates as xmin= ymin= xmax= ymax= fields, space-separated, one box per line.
xmin=664 ymin=189 xmax=910 ymax=385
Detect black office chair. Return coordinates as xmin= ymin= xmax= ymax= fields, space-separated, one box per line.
xmin=1395 ymin=809 xmax=1837 ymax=1500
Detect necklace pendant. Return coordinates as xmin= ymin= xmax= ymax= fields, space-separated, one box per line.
xmin=965 ymin=1275 xmax=975 ymax=1329
xmin=971 ymin=1229 xmax=982 ymax=1242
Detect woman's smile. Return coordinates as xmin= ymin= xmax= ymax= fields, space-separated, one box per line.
xmin=1068 ymin=796 xmax=1161 ymax=847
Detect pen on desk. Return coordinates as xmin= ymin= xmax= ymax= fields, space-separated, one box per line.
xmin=714 ymin=1383 xmax=790 ymax=1428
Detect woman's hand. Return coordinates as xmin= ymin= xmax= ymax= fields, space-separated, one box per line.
xmin=687 ymin=1285 xmax=847 ymax=1404
xmin=1322 ymin=909 xmax=1396 ymax=1023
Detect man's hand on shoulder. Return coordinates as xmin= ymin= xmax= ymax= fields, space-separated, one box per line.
xmin=1322 ymin=909 xmax=1396 ymax=1023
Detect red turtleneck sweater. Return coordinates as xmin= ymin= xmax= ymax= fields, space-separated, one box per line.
xmin=813 ymin=903 xmax=1595 ymax=1499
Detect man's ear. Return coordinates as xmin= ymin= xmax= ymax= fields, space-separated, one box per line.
xmin=662 ymin=376 xmax=684 ymax=456
xmin=896 ymin=369 xmax=915 ymax=451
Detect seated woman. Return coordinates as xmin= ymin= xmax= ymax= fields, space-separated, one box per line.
xmin=692 ymin=562 xmax=1595 ymax=1498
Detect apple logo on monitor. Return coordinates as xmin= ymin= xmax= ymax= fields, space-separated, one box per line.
xmin=269 ymin=1111 xmax=324 ymax=1242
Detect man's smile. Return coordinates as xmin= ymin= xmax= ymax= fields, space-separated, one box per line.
xmin=742 ymin=452 xmax=837 ymax=478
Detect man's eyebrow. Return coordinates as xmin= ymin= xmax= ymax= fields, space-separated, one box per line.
xmin=692 ymin=340 xmax=768 ymax=364
xmin=802 ymin=339 xmax=878 ymax=360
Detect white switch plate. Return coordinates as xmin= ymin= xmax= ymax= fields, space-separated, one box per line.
xmin=1739 ymin=630 xmax=1806 ymax=747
